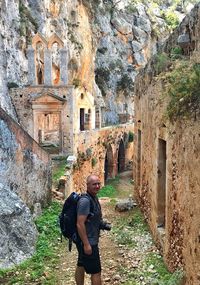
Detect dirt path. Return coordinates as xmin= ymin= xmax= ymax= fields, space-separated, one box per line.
xmin=57 ymin=171 xmax=136 ymax=284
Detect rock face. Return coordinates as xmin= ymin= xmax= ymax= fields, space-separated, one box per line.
xmin=0 ymin=0 xmax=190 ymax=124
xmin=133 ymin=4 xmax=200 ymax=285
xmin=0 ymin=106 xmax=51 ymax=268
xmin=0 ymin=184 xmax=38 ymax=269
xmin=0 ymin=107 xmax=51 ymax=209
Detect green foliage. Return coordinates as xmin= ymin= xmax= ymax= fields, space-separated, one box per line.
xmin=112 ymin=209 xmax=149 ymax=248
xmin=125 ymin=2 xmax=137 ymax=13
xmin=97 ymin=47 xmax=108 ymax=54
xmin=73 ymin=150 xmax=92 ymax=171
xmin=128 ymin=131 xmax=134 ymax=142
xmin=95 ymin=67 xmax=111 ymax=96
xmin=113 ymin=208 xmax=184 ymax=284
xmin=116 ymin=74 xmax=134 ymax=96
xmin=144 ymin=253 xmax=184 ymax=284
xmin=0 ymin=202 xmax=62 ymax=284
xmin=163 ymin=10 xmax=179 ymax=30
xmin=19 ymin=0 xmax=38 ymax=36
xmin=91 ymin=157 xmax=97 ymax=168
xmin=86 ymin=148 xmax=92 ymax=158
xmin=109 ymin=60 xmax=123 ymax=72
xmin=67 ymin=21 xmax=83 ymax=53
xmin=155 ymin=53 xmax=170 ymax=74
xmin=52 ymin=160 xmax=66 ymax=182
xmin=165 ymin=61 xmax=200 ymax=120
xmin=73 ymin=78 xmax=81 ymax=88
xmin=164 ymin=270 xmax=185 ymax=285
xmin=170 ymin=46 xmax=183 ymax=60
xmin=97 ymin=185 xmax=117 ymax=198
xmin=7 ymin=82 xmax=19 ymax=89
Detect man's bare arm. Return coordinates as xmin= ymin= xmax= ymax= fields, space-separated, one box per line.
xmin=77 ymin=215 xmax=92 ymax=255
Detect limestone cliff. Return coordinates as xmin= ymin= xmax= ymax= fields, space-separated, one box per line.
xmin=0 ymin=0 xmax=194 ymax=124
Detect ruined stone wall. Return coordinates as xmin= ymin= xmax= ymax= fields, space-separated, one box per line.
xmin=72 ymin=124 xmax=134 ymax=193
xmin=134 ymin=5 xmax=200 ymax=284
xmin=0 ymin=106 xmax=51 ymax=209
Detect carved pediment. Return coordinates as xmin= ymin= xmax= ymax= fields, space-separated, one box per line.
xmin=32 ymin=33 xmax=48 ymax=49
xmin=48 ymin=33 xmax=64 ymax=49
xmin=32 ymin=93 xmax=66 ymax=104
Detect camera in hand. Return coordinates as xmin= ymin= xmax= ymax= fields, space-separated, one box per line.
xmin=100 ymin=221 xmax=111 ymax=231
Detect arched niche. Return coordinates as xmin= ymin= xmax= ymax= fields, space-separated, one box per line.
xmin=32 ymin=33 xmax=47 ymax=85
xmin=118 ymin=139 xmax=125 ymax=173
xmin=32 ymin=33 xmax=48 ymax=50
xmin=36 ymin=42 xmax=45 ymax=85
xmin=104 ymin=144 xmax=114 ymax=182
xmin=51 ymin=42 xmax=61 ymax=85
xmin=48 ymin=33 xmax=64 ymax=49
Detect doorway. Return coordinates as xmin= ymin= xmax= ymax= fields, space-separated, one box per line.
xmin=157 ymin=138 xmax=167 ymax=228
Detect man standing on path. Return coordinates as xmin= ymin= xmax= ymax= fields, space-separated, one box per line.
xmin=75 ymin=174 xmax=105 ymax=285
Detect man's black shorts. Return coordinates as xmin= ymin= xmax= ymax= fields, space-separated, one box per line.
xmin=76 ymin=243 xmax=101 ymax=274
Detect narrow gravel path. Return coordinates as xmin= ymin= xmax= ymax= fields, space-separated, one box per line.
xmin=57 ymin=199 xmax=125 ymax=285
xmin=56 ymin=171 xmax=160 ymax=285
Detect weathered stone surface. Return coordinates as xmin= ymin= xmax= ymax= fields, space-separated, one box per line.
xmin=0 ymin=0 xmax=187 ymax=126
xmin=111 ymin=12 xmax=133 ymax=35
xmin=115 ymin=198 xmax=137 ymax=212
xmin=0 ymin=184 xmax=38 ymax=269
xmin=177 ymin=33 xmax=190 ymax=44
xmin=0 ymin=107 xmax=51 ymax=209
xmin=131 ymin=41 xmax=143 ymax=53
xmin=72 ymin=124 xmax=134 ymax=193
xmin=134 ymin=4 xmax=200 ymax=284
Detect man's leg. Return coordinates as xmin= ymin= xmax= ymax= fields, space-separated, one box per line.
xmin=91 ymin=272 xmax=102 ymax=285
xmin=75 ymin=266 xmax=85 ymax=285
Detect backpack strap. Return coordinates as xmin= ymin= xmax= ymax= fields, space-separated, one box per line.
xmin=79 ymin=193 xmax=94 ymax=218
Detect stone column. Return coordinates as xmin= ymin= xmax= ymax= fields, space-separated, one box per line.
xmin=60 ymin=48 xmax=68 ymax=85
xmin=98 ymin=107 xmax=102 ymax=129
xmin=68 ymin=86 xmax=76 ymax=154
xmin=44 ymin=49 xmax=52 ymax=85
xmin=27 ymin=46 xmax=36 ymax=85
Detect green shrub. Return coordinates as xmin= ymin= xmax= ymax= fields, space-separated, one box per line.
xmin=155 ymin=53 xmax=170 ymax=74
xmin=73 ymin=78 xmax=81 ymax=88
xmin=128 ymin=131 xmax=134 ymax=142
xmin=7 ymin=82 xmax=19 ymax=89
xmin=97 ymin=47 xmax=108 ymax=54
xmin=91 ymin=157 xmax=97 ymax=168
xmin=164 ymin=10 xmax=179 ymax=30
xmin=95 ymin=67 xmax=110 ymax=96
xmin=165 ymin=61 xmax=200 ymax=120
xmin=52 ymin=160 xmax=66 ymax=182
xmin=116 ymin=74 xmax=134 ymax=96
xmin=98 ymin=185 xmax=117 ymax=198
xmin=170 ymin=46 xmax=183 ymax=60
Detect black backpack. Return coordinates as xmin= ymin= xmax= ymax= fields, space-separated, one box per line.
xmin=59 ymin=192 xmax=93 ymax=251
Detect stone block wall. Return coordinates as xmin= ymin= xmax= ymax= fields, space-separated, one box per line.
xmin=133 ymin=5 xmax=200 ymax=283
xmin=71 ymin=123 xmax=134 ymax=193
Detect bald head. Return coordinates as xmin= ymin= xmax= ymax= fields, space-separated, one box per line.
xmin=87 ymin=175 xmax=99 ymax=184
xmin=86 ymin=175 xmax=101 ymax=196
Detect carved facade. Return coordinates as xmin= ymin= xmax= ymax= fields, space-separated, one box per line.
xmin=10 ymin=33 xmax=104 ymax=155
